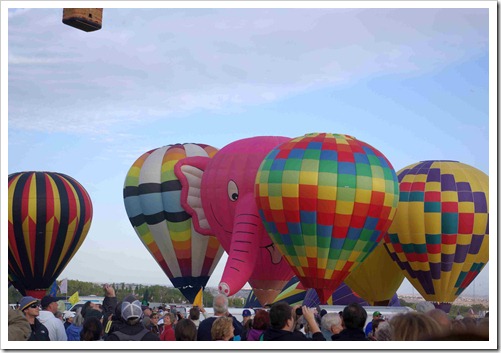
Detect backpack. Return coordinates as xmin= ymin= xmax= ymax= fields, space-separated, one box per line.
xmin=112 ymin=328 xmax=150 ymax=341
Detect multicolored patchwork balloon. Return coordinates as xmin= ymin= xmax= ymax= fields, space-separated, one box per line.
xmin=256 ymin=133 xmax=399 ymax=303
xmin=123 ymin=143 xmax=224 ymax=303
xmin=8 ymin=171 xmax=93 ymax=299
xmin=344 ymin=240 xmax=404 ymax=305
xmin=383 ymin=160 xmax=489 ymax=311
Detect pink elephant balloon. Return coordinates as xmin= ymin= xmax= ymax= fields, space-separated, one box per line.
xmin=175 ymin=136 xmax=294 ymax=305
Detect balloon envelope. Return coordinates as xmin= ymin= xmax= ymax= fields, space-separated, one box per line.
xmin=256 ymin=133 xmax=399 ymax=303
xmin=123 ymin=143 xmax=225 ymax=303
xmin=8 ymin=171 xmax=93 ymax=298
xmin=383 ymin=160 xmax=489 ymax=307
xmin=344 ymin=240 xmax=404 ymax=305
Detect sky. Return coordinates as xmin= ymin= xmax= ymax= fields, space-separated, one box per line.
xmin=3 ymin=2 xmax=495 ymax=303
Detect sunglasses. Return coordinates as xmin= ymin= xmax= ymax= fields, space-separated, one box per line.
xmin=29 ymin=303 xmax=40 ymax=309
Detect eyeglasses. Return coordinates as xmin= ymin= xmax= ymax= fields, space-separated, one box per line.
xmin=29 ymin=304 xmax=40 ymax=309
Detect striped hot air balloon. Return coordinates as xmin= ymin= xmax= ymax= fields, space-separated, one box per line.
xmin=383 ymin=160 xmax=489 ymax=312
xmin=123 ymin=143 xmax=224 ymax=303
xmin=256 ymin=133 xmax=399 ymax=303
xmin=8 ymin=171 xmax=93 ymax=299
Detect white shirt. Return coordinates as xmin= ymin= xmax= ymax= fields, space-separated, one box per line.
xmin=37 ymin=310 xmax=67 ymax=341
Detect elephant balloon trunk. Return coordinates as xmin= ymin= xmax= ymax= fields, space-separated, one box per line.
xmin=218 ymin=194 xmax=260 ymax=296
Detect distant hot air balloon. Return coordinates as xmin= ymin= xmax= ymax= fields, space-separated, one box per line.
xmin=8 ymin=171 xmax=93 ymax=299
xmin=123 ymin=143 xmax=225 ymax=303
xmin=344 ymin=240 xmax=404 ymax=305
xmin=256 ymin=133 xmax=399 ymax=303
xmin=383 ymin=160 xmax=489 ymax=312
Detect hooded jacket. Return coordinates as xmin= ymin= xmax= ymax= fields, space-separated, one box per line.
xmin=262 ymin=327 xmax=325 ymax=341
xmin=105 ymin=322 xmax=159 ymax=341
xmin=246 ymin=328 xmax=265 ymax=341
xmin=37 ymin=310 xmax=67 ymax=341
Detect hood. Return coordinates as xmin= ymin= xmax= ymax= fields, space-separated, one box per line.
xmin=36 ymin=310 xmax=55 ymax=324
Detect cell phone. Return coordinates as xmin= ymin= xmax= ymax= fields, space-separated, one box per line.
xmin=295 ymin=307 xmax=303 ymax=316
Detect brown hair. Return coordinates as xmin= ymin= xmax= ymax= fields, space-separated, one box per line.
xmin=252 ymin=309 xmax=271 ymax=331
xmin=390 ymin=312 xmax=442 ymax=341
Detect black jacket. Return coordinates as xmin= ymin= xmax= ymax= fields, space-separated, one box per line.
xmin=262 ymin=327 xmax=326 ymax=341
xmin=104 ymin=323 xmax=159 ymax=341
xmin=28 ymin=318 xmax=50 ymax=341
xmin=331 ymin=328 xmax=368 ymax=341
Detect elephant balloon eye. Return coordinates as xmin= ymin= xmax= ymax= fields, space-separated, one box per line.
xmin=227 ymin=180 xmax=239 ymax=202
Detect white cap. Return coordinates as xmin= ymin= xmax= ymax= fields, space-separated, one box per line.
xmin=63 ymin=311 xmax=76 ymax=320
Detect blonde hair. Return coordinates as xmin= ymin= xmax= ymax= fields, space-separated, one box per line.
xmin=390 ymin=312 xmax=442 ymax=341
xmin=211 ymin=317 xmax=234 ymax=341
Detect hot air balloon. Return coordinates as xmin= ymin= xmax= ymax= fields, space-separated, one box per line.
xmin=256 ymin=133 xmax=399 ymax=303
xmin=123 ymin=143 xmax=225 ymax=303
xmin=383 ymin=160 xmax=489 ymax=312
xmin=8 ymin=171 xmax=93 ymax=299
xmin=344 ymin=240 xmax=404 ymax=305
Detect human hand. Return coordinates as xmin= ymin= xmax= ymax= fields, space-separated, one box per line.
xmin=103 ymin=283 xmax=115 ymax=297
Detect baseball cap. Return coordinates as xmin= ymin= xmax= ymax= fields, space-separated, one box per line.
xmin=242 ymin=309 xmax=252 ymax=317
xmin=373 ymin=311 xmax=382 ymax=317
xmin=63 ymin=311 xmax=76 ymax=320
xmin=41 ymin=296 xmax=58 ymax=309
xmin=121 ymin=299 xmax=143 ymax=321
xmin=19 ymin=296 xmax=38 ymax=311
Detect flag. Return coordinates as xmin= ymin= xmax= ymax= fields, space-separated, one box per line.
xmin=59 ymin=278 xmax=68 ymax=294
xmin=68 ymin=291 xmax=80 ymax=306
xmin=192 ymin=287 xmax=203 ymax=307
xmin=49 ymin=280 xmax=58 ymax=297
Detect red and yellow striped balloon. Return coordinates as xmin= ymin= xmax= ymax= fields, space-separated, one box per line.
xmin=8 ymin=171 xmax=93 ymax=299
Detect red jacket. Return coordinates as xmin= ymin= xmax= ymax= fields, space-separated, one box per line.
xmin=160 ymin=325 xmax=175 ymax=341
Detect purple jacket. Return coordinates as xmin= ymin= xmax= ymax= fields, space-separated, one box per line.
xmin=247 ymin=328 xmax=265 ymax=341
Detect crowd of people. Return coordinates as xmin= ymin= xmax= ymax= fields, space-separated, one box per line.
xmin=8 ymin=284 xmax=489 ymax=342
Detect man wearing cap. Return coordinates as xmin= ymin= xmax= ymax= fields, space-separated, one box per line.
xmin=240 ymin=309 xmax=253 ymax=341
xmin=37 ymin=296 xmax=67 ymax=341
xmin=364 ymin=311 xmax=382 ymax=337
xmin=19 ymin=296 xmax=50 ymax=341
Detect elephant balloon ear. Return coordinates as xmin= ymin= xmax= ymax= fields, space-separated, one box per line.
xmin=175 ymin=156 xmax=213 ymax=235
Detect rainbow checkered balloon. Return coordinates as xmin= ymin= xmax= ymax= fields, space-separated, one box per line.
xmin=255 ymin=133 xmax=399 ymax=303
xmin=383 ymin=160 xmax=489 ymax=307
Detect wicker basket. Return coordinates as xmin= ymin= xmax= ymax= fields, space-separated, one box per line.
xmin=62 ymin=8 xmax=103 ymax=32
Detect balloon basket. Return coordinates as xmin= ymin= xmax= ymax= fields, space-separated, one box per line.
xmin=433 ymin=302 xmax=452 ymax=313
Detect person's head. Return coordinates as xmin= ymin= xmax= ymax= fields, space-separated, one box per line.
xmin=121 ymin=295 xmax=143 ymax=326
xmin=427 ymin=309 xmax=452 ymax=334
xmin=375 ymin=320 xmax=392 ymax=341
xmin=19 ymin=296 xmax=40 ymax=319
xmin=85 ymin=309 xmax=104 ymax=324
xmin=81 ymin=316 xmax=103 ymax=341
xmin=164 ymin=312 xmax=177 ymax=327
xmin=390 ymin=312 xmax=443 ymax=341
xmin=150 ymin=312 xmax=159 ymax=326
xmin=252 ymin=309 xmax=271 ymax=331
xmin=211 ymin=316 xmax=234 ymax=341
xmin=269 ymin=301 xmax=294 ymax=331
xmin=372 ymin=318 xmax=385 ymax=335
xmin=242 ymin=309 xmax=252 ymax=322
xmin=81 ymin=301 xmax=92 ymax=318
xmin=40 ymin=296 xmax=58 ymax=314
xmin=175 ymin=318 xmax=197 ymax=341
xmin=321 ymin=312 xmax=343 ymax=335
xmin=55 ymin=311 xmax=64 ymax=321
xmin=189 ymin=307 xmax=200 ymax=321
xmin=73 ymin=308 xmax=84 ymax=327
xmin=372 ymin=311 xmax=382 ymax=320
xmin=213 ymin=294 xmax=229 ymax=316
xmin=342 ymin=303 xmax=367 ymax=330
xmin=64 ymin=311 xmax=76 ymax=324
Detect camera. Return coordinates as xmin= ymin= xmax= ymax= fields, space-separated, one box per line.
xmin=295 ymin=307 xmax=303 ymax=316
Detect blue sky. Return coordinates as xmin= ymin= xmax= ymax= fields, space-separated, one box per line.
xmin=4 ymin=3 xmax=495 ymax=300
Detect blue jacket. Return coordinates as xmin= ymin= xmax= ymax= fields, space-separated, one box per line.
xmin=66 ymin=324 xmax=83 ymax=341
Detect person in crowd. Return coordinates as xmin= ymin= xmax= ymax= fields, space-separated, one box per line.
xmin=159 ymin=313 xmax=177 ymax=341
xmin=247 ymin=309 xmax=270 ymax=341
xmin=101 ymin=284 xmax=123 ymax=338
xmin=37 ymin=296 xmax=67 ymax=341
xmin=63 ymin=311 xmax=75 ymax=330
xmin=321 ymin=312 xmax=343 ymax=341
xmin=175 ymin=318 xmax=198 ymax=341
xmin=66 ymin=308 xmax=84 ymax=341
xmin=262 ymin=302 xmax=325 ymax=341
xmin=197 ymin=294 xmax=243 ymax=341
xmin=427 ymin=309 xmax=452 ymax=335
xmin=80 ymin=316 xmax=103 ymax=341
xmin=84 ymin=308 xmax=105 ymax=326
xmin=389 ymin=312 xmax=442 ymax=340
xmin=241 ymin=309 xmax=252 ymax=327
xmin=104 ymin=294 xmax=159 ymax=341
xmin=55 ymin=311 xmax=64 ymax=323
xmin=368 ymin=318 xmax=385 ymax=340
xmin=241 ymin=315 xmax=253 ymax=341
xmin=189 ymin=307 xmax=202 ymax=328
xmin=375 ymin=320 xmax=392 ymax=341
xmin=364 ymin=311 xmax=382 ymax=337
xmin=8 ymin=306 xmax=31 ymax=341
xmin=19 ymin=296 xmax=50 ymax=341
xmin=211 ymin=317 xmax=235 ymax=341
xmin=331 ymin=303 xmax=368 ymax=341
xmin=147 ymin=312 xmax=163 ymax=336
xmin=142 ymin=306 xmax=152 ymax=328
